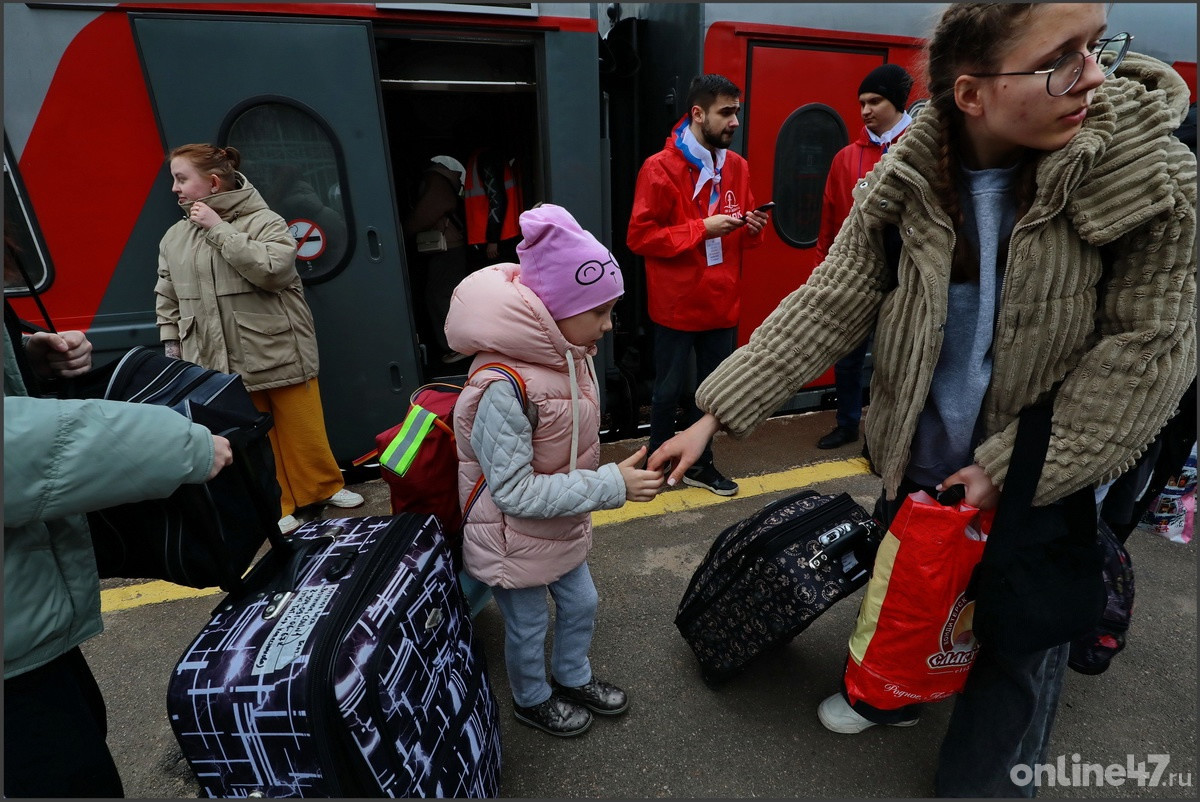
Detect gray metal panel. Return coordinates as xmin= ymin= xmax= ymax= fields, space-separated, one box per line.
xmin=132 ymin=14 xmax=420 ymax=463
xmin=89 ymin=165 xmax=183 ymax=354
xmin=540 ymin=29 xmax=604 ymax=228
xmin=539 ymin=28 xmax=614 ymax=410
xmin=612 ymin=3 xmax=703 ymax=167
xmin=2 ymin=4 xmax=101 ymax=157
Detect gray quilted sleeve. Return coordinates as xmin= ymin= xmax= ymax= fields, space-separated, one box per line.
xmin=471 ymin=381 xmax=625 ymax=519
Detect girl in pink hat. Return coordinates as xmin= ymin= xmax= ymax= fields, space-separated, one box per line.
xmin=445 ymin=204 xmax=663 ymax=737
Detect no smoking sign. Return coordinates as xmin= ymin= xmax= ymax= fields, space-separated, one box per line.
xmin=288 ymin=218 xmax=326 ymax=261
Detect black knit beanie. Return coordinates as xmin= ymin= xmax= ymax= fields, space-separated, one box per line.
xmin=858 ymin=63 xmax=913 ymax=113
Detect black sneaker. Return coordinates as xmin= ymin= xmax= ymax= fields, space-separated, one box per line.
xmin=551 ymin=677 xmax=629 ymax=716
xmin=817 ymin=425 xmax=859 ymax=449
xmin=683 ymin=464 xmax=739 ymax=496
xmin=513 ymin=694 xmax=592 ymax=737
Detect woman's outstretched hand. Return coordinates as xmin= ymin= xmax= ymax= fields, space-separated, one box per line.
xmin=647 ymin=413 xmax=722 ymax=487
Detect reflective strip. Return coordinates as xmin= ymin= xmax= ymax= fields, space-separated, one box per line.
xmin=380 ymin=404 xmax=438 ymax=477
xmin=463 ymin=175 xmax=518 ymax=199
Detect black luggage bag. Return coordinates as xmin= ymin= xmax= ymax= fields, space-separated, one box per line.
xmin=675 ymin=489 xmax=882 ymax=684
xmin=167 ymin=514 xmax=502 ymax=798
xmin=69 ymin=345 xmax=281 ymax=590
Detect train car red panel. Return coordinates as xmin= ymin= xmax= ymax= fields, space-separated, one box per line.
xmin=1171 ymin=61 xmax=1196 ymax=102
xmin=703 ymin=20 xmax=924 ymax=371
xmin=16 ymin=12 xmax=162 ymax=331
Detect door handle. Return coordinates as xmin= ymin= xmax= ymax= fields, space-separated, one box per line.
xmin=366 ymin=227 xmax=382 ymax=262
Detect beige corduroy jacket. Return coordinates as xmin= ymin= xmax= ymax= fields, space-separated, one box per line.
xmin=697 ymin=53 xmax=1196 ymax=505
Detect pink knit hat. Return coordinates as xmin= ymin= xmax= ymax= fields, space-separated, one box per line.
xmin=516 ymin=204 xmax=624 ymax=320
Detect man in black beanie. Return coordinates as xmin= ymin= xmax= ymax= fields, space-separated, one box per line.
xmin=815 ymin=62 xmax=914 ymax=450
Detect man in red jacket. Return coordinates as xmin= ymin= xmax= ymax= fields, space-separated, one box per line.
xmin=628 ymin=74 xmax=768 ymax=496
xmin=815 ymin=63 xmax=914 ymax=451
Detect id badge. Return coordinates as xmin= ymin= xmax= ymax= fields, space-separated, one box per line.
xmin=705 ymin=237 xmax=724 ymax=266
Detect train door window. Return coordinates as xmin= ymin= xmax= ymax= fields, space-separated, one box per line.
xmin=3 ymin=145 xmax=50 ymax=295
xmin=772 ymin=103 xmax=848 ymax=249
xmin=225 ymin=102 xmax=351 ymax=283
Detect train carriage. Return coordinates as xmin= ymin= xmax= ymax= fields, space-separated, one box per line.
xmin=5 ymin=2 xmax=1194 ymax=464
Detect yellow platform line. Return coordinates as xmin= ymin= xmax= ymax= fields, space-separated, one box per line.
xmin=101 ymin=581 xmax=222 ymax=613
xmin=100 ymin=457 xmax=871 ymax=613
xmin=591 ymin=456 xmax=871 ymax=527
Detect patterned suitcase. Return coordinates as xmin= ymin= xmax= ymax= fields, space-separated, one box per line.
xmin=167 ymin=514 xmax=502 ymax=798
xmin=675 ymin=490 xmax=883 ymax=684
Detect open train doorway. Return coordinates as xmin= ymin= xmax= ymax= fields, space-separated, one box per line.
xmin=375 ymin=34 xmax=541 ymax=377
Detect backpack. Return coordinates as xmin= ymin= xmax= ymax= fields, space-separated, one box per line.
xmin=363 ymin=364 xmax=529 ymax=559
xmin=1068 ymin=518 xmax=1135 ymax=675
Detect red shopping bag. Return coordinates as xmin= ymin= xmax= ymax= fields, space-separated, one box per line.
xmin=843 ymin=490 xmax=994 ymax=710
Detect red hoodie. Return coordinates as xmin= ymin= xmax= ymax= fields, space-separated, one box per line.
xmin=816 ymin=126 xmax=904 ymax=260
xmin=627 ymin=124 xmax=762 ymax=331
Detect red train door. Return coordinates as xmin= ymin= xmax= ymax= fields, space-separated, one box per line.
xmin=706 ymin=23 xmax=925 ymax=395
xmin=742 ymin=43 xmax=883 ymax=385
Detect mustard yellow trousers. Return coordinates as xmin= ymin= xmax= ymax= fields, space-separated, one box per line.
xmin=250 ymin=378 xmax=344 ymax=517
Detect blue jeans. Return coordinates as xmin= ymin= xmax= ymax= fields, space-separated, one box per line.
xmin=833 ymin=335 xmax=870 ymax=430
xmin=648 ymin=323 xmax=738 ymax=465
xmin=490 ymin=561 xmax=598 ymax=708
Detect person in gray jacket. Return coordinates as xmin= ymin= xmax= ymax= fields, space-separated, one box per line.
xmin=4 ymin=232 xmax=233 ymax=797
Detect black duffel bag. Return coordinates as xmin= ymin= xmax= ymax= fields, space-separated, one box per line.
xmin=70 ymin=346 xmax=283 ymax=591
xmin=968 ymin=393 xmax=1107 ymax=655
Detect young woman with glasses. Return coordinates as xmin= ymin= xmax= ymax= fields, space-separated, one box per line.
xmin=650 ymin=4 xmax=1194 ymax=795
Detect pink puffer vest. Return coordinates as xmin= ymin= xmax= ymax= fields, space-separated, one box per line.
xmin=448 ymin=265 xmax=601 ymax=589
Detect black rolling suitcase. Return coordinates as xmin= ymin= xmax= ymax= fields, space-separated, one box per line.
xmin=167 ymin=514 xmax=502 ymax=798
xmin=675 ymin=489 xmax=883 ymax=684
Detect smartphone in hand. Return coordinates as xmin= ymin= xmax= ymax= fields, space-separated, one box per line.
xmin=754 ymin=201 xmax=776 ymax=213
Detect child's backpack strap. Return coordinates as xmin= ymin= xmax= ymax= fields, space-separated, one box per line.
xmin=462 ymin=362 xmax=531 ymax=523
xmin=472 ymin=363 xmax=529 ymax=409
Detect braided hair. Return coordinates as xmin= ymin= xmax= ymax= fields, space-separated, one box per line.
xmin=922 ymin=4 xmax=1041 ymax=282
xmin=168 ymin=143 xmax=243 ymax=192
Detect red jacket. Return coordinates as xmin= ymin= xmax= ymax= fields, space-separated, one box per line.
xmin=627 ymin=125 xmax=762 ymax=331
xmin=816 ymin=127 xmax=900 ymax=260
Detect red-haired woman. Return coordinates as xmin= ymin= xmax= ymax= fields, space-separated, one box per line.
xmin=155 ymin=144 xmax=362 ymax=533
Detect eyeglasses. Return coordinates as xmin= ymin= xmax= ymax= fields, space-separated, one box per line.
xmin=967 ymin=32 xmax=1133 ymax=97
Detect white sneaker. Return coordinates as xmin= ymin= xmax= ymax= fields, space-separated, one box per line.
xmin=817 ymin=693 xmax=919 ymax=734
xmin=279 ymin=514 xmax=301 ymax=535
xmin=325 ymin=488 xmax=364 ymax=508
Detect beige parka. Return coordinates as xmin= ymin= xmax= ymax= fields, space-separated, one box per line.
xmin=155 ymin=173 xmax=320 ymax=391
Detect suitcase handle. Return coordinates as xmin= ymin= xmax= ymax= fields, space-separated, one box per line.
xmin=223 ymin=533 xmax=337 ymax=606
xmin=806 ymin=519 xmax=881 ymax=570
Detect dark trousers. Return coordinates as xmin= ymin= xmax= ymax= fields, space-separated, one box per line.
xmin=935 ymin=643 xmax=1070 ymax=797
xmin=424 ymin=245 xmax=470 ymax=354
xmin=832 ymin=335 xmax=871 ymax=430
xmin=647 ymin=323 xmax=737 ymax=466
xmin=4 ymin=646 xmax=124 ymax=798
xmin=846 ymin=478 xmax=1070 ymax=797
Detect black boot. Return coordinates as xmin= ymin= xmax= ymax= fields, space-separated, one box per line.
xmin=513 ymin=694 xmax=592 ymax=736
xmin=817 ymin=425 xmax=859 ymax=449
xmin=551 ymin=677 xmax=630 ymax=716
